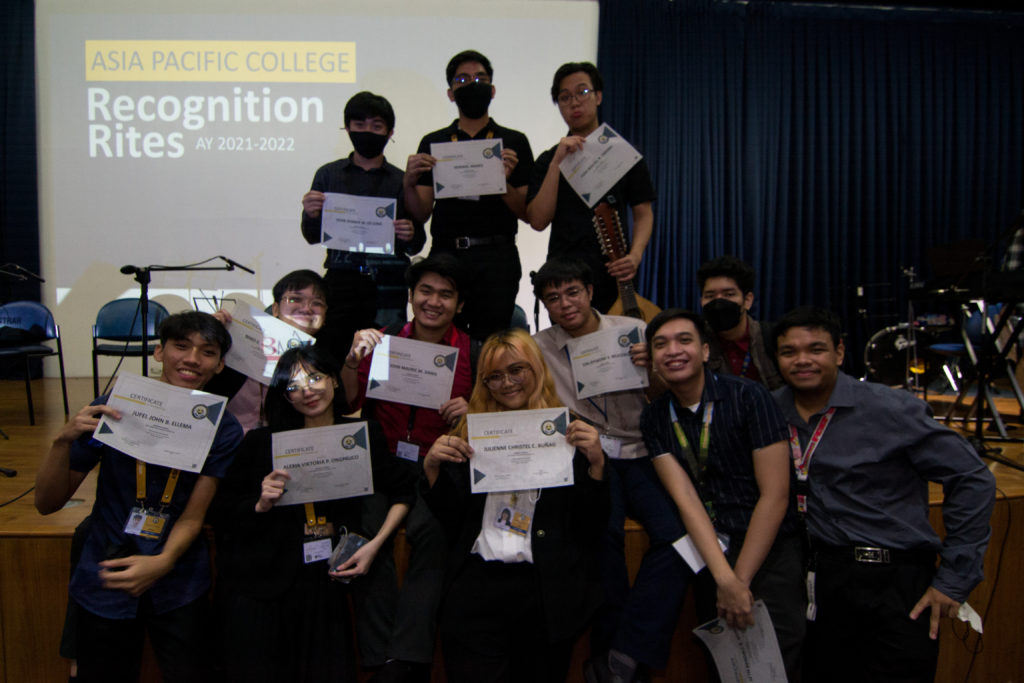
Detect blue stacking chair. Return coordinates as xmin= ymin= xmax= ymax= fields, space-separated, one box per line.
xmin=92 ymin=298 xmax=170 ymax=396
xmin=0 ymin=301 xmax=70 ymax=425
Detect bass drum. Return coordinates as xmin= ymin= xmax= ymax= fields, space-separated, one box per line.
xmin=864 ymin=324 xmax=939 ymax=386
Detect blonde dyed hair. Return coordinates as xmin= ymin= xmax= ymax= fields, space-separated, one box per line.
xmin=453 ymin=328 xmax=563 ymax=438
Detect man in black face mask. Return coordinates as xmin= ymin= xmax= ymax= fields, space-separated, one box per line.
xmin=403 ymin=49 xmax=534 ymax=342
xmin=301 ymin=91 xmax=426 ymax=356
xmin=698 ymin=255 xmax=784 ymax=390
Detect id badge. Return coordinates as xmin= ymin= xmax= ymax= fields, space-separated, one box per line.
xmin=805 ymin=570 xmax=818 ymax=621
xmin=303 ymin=537 xmax=332 ymax=564
xmin=599 ymin=434 xmax=622 ymax=459
xmin=124 ymin=506 xmax=169 ymax=541
xmin=396 ymin=441 xmax=420 ymax=462
xmin=495 ymin=496 xmax=533 ymax=538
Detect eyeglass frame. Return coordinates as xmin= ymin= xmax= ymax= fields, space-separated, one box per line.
xmin=556 ymin=87 xmax=596 ymax=106
xmin=482 ymin=363 xmax=534 ymax=391
xmin=284 ymin=372 xmax=330 ymax=397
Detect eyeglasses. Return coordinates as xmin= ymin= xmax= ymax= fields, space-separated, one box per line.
xmin=483 ymin=364 xmax=532 ymax=390
xmin=452 ymin=75 xmax=490 ymax=86
xmin=282 ymin=295 xmax=327 ymax=311
xmin=541 ymin=286 xmax=587 ymax=307
xmin=284 ymin=372 xmax=329 ymax=397
xmin=557 ymin=87 xmax=595 ymax=105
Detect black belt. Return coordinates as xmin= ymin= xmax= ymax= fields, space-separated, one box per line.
xmin=436 ymin=234 xmax=515 ymax=250
xmin=814 ymin=544 xmax=936 ymax=566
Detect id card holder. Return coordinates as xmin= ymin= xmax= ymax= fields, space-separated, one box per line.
xmin=504 ymin=496 xmax=535 ymax=538
xmin=124 ymin=506 xmax=169 ymax=542
xmin=805 ymin=570 xmax=818 ymax=621
xmin=303 ymin=537 xmax=333 ymax=564
xmin=599 ymin=434 xmax=622 ymax=460
xmin=396 ymin=441 xmax=420 ymax=462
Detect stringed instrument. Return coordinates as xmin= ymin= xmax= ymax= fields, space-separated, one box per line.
xmin=593 ymin=199 xmax=661 ymax=321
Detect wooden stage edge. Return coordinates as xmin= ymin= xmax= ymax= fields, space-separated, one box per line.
xmin=1 ymin=378 xmax=1023 ymax=683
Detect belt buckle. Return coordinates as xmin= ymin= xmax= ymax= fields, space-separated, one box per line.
xmin=853 ymin=546 xmax=890 ymax=563
xmin=454 ymin=236 xmax=471 ymax=249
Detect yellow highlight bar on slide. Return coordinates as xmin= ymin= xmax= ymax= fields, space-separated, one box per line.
xmin=85 ymin=40 xmax=356 ymax=83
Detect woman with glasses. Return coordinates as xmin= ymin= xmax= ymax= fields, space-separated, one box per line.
xmin=211 ymin=345 xmax=414 ymax=683
xmin=422 ymin=328 xmax=610 ymax=682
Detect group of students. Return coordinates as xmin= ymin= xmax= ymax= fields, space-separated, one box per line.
xmin=34 ymin=46 xmax=997 ymax=683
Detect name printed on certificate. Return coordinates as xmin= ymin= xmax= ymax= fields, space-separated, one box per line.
xmin=430 ymin=138 xmax=507 ymax=199
xmin=467 ymin=407 xmax=574 ymax=494
xmin=567 ymin=325 xmax=649 ymax=399
xmin=321 ymin=192 xmax=397 ymax=254
xmin=692 ymin=601 xmax=787 ymax=683
xmin=366 ymin=335 xmax=459 ymax=410
xmin=224 ymin=301 xmax=315 ymax=385
xmin=272 ymin=422 xmax=375 ymax=506
xmin=558 ymin=124 xmax=642 ymax=208
xmin=94 ymin=373 xmax=226 ymax=472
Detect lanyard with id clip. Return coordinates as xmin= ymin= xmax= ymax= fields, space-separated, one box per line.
xmin=787 ymin=407 xmax=836 ymax=621
xmin=668 ymin=400 xmax=715 ymax=521
xmin=123 ymin=462 xmax=178 ymax=542
xmin=302 ymin=502 xmax=335 ymax=564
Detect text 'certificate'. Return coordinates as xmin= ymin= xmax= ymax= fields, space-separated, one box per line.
xmin=94 ymin=373 xmax=225 ymax=472
xmin=366 ymin=335 xmax=458 ymax=410
xmin=567 ymin=325 xmax=649 ymax=399
xmin=224 ymin=301 xmax=314 ymax=385
xmin=272 ymin=422 xmax=375 ymax=506
xmin=468 ymin=408 xmax=574 ymax=493
xmin=558 ymin=124 xmax=642 ymax=207
xmin=430 ymin=138 xmax=506 ymax=199
xmin=321 ymin=192 xmax=397 ymax=254
xmin=692 ymin=601 xmax=786 ymax=682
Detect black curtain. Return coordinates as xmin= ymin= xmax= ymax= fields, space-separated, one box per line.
xmin=1 ymin=0 xmax=40 ymax=304
xmin=598 ymin=0 xmax=1024 ymax=370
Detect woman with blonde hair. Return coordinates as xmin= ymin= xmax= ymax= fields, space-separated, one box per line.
xmin=422 ymin=329 xmax=610 ymax=682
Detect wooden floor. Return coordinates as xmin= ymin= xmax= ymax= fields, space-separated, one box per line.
xmin=2 ymin=377 xmax=1023 ymax=682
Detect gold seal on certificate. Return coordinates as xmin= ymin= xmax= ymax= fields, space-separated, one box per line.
xmin=467 ymin=407 xmax=574 ymax=493
xmin=366 ymin=335 xmax=459 ymax=410
xmin=93 ymin=373 xmax=226 ymax=472
xmin=272 ymin=422 xmax=375 ymax=506
xmin=566 ymin=325 xmax=649 ymax=399
xmin=693 ymin=600 xmax=786 ymax=682
xmin=321 ymin=192 xmax=397 ymax=254
xmin=223 ymin=301 xmax=315 ymax=385
xmin=429 ymin=138 xmax=507 ymax=198
xmin=558 ymin=124 xmax=642 ymax=207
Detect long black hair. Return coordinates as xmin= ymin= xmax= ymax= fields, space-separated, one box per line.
xmin=264 ymin=344 xmax=347 ymax=431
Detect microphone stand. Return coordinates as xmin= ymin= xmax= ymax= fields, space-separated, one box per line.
xmin=119 ymin=256 xmax=254 ymax=377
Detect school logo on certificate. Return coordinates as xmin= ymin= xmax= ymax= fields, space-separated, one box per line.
xmin=541 ymin=420 xmax=556 ymax=436
xmin=433 ymin=354 xmax=446 ymax=367
xmin=191 ymin=404 xmax=208 ymax=419
xmin=342 ymin=435 xmax=357 ymax=450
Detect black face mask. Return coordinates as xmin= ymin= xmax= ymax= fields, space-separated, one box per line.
xmin=348 ymin=131 xmax=389 ymax=159
xmin=453 ymin=81 xmax=493 ymax=119
xmin=703 ymin=298 xmax=745 ymax=332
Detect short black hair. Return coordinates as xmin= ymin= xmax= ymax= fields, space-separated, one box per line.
xmin=446 ymin=50 xmax=493 ymax=85
xmin=645 ymin=308 xmax=710 ymax=355
xmin=272 ymin=270 xmax=326 ymax=304
xmin=405 ymin=253 xmax=466 ymax=302
xmin=550 ymin=62 xmax=604 ymax=103
xmin=158 ymin=311 xmax=231 ymax=356
xmin=531 ymin=258 xmax=594 ymax=299
xmin=344 ymin=91 xmax=396 ymax=131
xmin=265 ymin=345 xmax=346 ymax=431
xmin=774 ymin=306 xmax=843 ymax=349
xmin=697 ymin=255 xmax=756 ymax=295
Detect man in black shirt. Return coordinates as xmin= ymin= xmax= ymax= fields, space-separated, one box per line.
xmin=403 ymin=50 xmax=534 ymax=341
xmin=527 ymin=62 xmax=655 ymax=314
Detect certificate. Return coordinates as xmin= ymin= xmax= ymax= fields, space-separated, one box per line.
xmin=692 ymin=601 xmax=787 ymax=682
xmin=558 ymin=124 xmax=642 ymax=207
xmin=223 ymin=301 xmax=315 ymax=385
xmin=430 ymin=138 xmax=507 ymax=198
xmin=321 ymin=192 xmax=397 ymax=254
xmin=94 ymin=373 xmax=226 ymax=472
xmin=365 ymin=335 xmax=458 ymax=410
xmin=272 ymin=422 xmax=375 ymax=506
xmin=566 ymin=325 xmax=649 ymax=399
xmin=467 ymin=408 xmax=574 ymax=493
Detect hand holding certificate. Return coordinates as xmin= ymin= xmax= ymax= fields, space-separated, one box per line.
xmin=223 ymin=302 xmax=315 ymax=385
xmin=467 ymin=408 xmax=574 ymax=493
xmin=692 ymin=601 xmax=787 ymax=682
xmin=567 ymin=325 xmax=649 ymax=399
xmin=430 ymin=138 xmax=507 ymax=198
xmin=94 ymin=373 xmax=226 ymax=472
xmin=365 ymin=335 xmax=459 ymax=410
xmin=558 ymin=124 xmax=642 ymax=207
xmin=272 ymin=422 xmax=375 ymax=506
xmin=321 ymin=192 xmax=398 ymax=254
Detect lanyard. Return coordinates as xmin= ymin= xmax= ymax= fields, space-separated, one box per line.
xmin=740 ymin=351 xmax=752 ymax=378
xmin=303 ymin=503 xmax=326 ymax=529
xmin=668 ymin=400 xmax=714 ymax=480
xmin=135 ymin=461 xmax=181 ymax=509
xmin=788 ymin=408 xmax=835 ymax=513
xmin=450 ymin=129 xmax=494 ymax=142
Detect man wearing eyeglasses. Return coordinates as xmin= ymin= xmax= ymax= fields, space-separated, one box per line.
xmin=403 ymin=50 xmax=534 ymax=342
xmin=531 ymin=258 xmax=680 ymax=683
xmin=527 ymin=62 xmax=655 ymax=315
